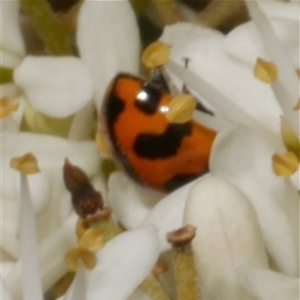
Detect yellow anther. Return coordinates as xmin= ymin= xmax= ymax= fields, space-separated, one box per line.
xmin=142 ymin=41 xmax=171 ymax=69
xmin=254 ymin=58 xmax=278 ymax=83
xmin=280 ymin=117 xmax=300 ymax=159
xmin=10 ymin=153 xmax=40 ymax=174
xmin=65 ymin=248 xmax=96 ymax=271
xmin=0 ymin=97 xmax=20 ymax=118
xmin=77 ymin=228 xmax=105 ymax=252
xmin=166 ymin=93 xmax=197 ymax=123
xmin=95 ymin=131 xmax=112 ymax=159
xmin=272 ymin=152 xmax=299 ymax=176
xmin=65 ymin=227 xmax=104 ymax=271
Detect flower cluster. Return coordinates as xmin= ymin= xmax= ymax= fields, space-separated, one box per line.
xmin=1 ymin=0 xmax=299 ymax=300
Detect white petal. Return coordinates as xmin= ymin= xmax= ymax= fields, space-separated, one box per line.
xmin=5 ymin=214 xmax=77 ymax=299
xmin=239 ymin=268 xmax=299 ymax=300
xmin=1 ymin=49 xmax=23 ymax=69
xmin=86 ymin=226 xmax=160 ymax=300
xmin=1 ymin=225 xmax=20 ymax=259
xmin=225 ymin=19 xmax=299 ymax=68
xmin=258 ymin=1 xmax=299 ymax=21
xmin=161 ymin=23 xmax=283 ymax=145
xmin=64 ymin=264 xmax=87 ymax=300
xmin=13 ymin=56 xmax=93 ymax=118
xmin=19 ymin=175 xmax=43 ymax=300
xmin=1 ymin=1 xmax=25 ymax=56
xmin=108 ymin=172 xmax=163 ymax=229
xmin=76 ymin=0 xmax=140 ymax=112
xmin=246 ymin=1 xmax=299 ymax=136
xmin=210 ymin=126 xmax=299 ymax=276
xmin=2 ymin=132 xmax=101 ymax=176
xmin=141 ymin=181 xmax=195 ymax=251
xmin=184 ymin=174 xmax=269 ymax=300
xmin=1 ymin=277 xmax=13 ymax=300
xmin=22 ymin=171 xmax=52 ymax=215
xmin=1 ymin=83 xmax=22 ymax=99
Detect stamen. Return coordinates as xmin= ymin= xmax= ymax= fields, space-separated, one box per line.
xmin=166 ymin=93 xmax=197 ymax=124
xmin=272 ymin=152 xmax=299 ymax=176
xmin=10 ymin=153 xmax=40 ymax=174
xmin=0 ymin=97 xmax=20 ymax=118
xmin=65 ymin=228 xmax=105 ymax=271
xmin=95 ymin=131 xmax=112 ymax=159
xmin=142 ymin=41 xmax=171 ymax=69
xmin=167 ymin=225 xmax=199 ymax=300
xmin=254 ymin=57 xmax=278 ymax=83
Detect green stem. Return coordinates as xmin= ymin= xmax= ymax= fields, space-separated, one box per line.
xmin=20 ymin=0 xmax=73 ymax=56
xmin=0 ymin=66 xmax=13 ymax=84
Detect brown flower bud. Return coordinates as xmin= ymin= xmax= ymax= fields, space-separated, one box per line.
xmin=63 ymin=159 xmax=103 ymax=219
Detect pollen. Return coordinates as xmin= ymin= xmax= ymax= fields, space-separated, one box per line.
xmin=0 ymin=97 xmax=20 ymax=118
xmin=10 ymin=152 xmax=40 ymax=174
xmin=254 ymin=58 xmax=278 ymax=83
xmin=166 ymin=93 xmax=197 ymax=123
xmin=272 ymin=152 xmax=299 ymax=176
xmin=142 ymin=41 xmax=171 ymax=69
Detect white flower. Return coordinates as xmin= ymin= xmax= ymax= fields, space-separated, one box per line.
xmin=107 ymin=1 xmax=299 ymax=299
xmin=1 ymin=0 xmax=141 ymax=298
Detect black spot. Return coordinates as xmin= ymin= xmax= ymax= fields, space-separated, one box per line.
xmin=163 ymin=171 xmax=208 ymax=192
xmin=134 ymin=83 xmax=162 ymax=114
xmin=134 ymin=123 xmax=192 ymax=159
xmin=105 ymin=94 xmax=125 ymax=132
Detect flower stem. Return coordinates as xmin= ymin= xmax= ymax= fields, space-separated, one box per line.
xmin=0 ymin=66 xmax=13 ymax=84
xmin=140 ymin=273 xmax=171 ymax=300
xmin=172 ymin=247 xmax=200 ymax=300
xmin=20 ymin=0 xmax=73 ymax=55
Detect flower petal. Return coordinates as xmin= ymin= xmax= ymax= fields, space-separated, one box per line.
xmin=64 ymin=263 xmax=87 ymax=300
xmin=1 ymin=49 xmax=23 ymax=69
xmin=184 ymin=174 xmax=269 ymax=300
xmin=13 ymin=56 xmax=93 ymax=118
xmin=246 ymin=0 xmax=299 ymax=136
xmin=239 ymin=268 xmax=299 ymax=300
xmin=107 ymin=172 xmax=163 ymax=229
xmin=161 ymin=23 xmax=283 ymax=145
xmin=86 ymin=226 xmax=160 ymax=300
xmin=2 ymin=132 xmax=101 ymax=176
xmin=5 ymin=214 xmax=77 ymax=299
xmin=1 ymin=277 xmax=13 ymax=300
xmin=76 ymin=0 xmax=140 ymax=111
xmin=19 ymin=175 xmax=43 ymax=300
xmin=1 ymin=1 xmax=25 ymax=56
xmin=210 ymin=126 xmax=299 ymax=276
xmin=141 ymin=181 xmax=195 ymax=251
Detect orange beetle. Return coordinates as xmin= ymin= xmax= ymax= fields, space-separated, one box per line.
xmin=100 ymin=73 xmax=216 ymax=192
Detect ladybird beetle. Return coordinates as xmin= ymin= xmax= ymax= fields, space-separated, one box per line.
xmin=100 ymin=73 xmax=216 ymax=192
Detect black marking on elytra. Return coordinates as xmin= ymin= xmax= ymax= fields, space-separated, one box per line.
xmin=105 ymin=93 xmax=125 ymax=131
xmin=133 ymin=123 xmax=192 ymax=159
xmin=163 ymin=172 xmax=205 ymax=192
xmin=134 ymin=83 xmax=162 ymax=115
xmin=103 ymin=73 xmax=144 ymax=186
